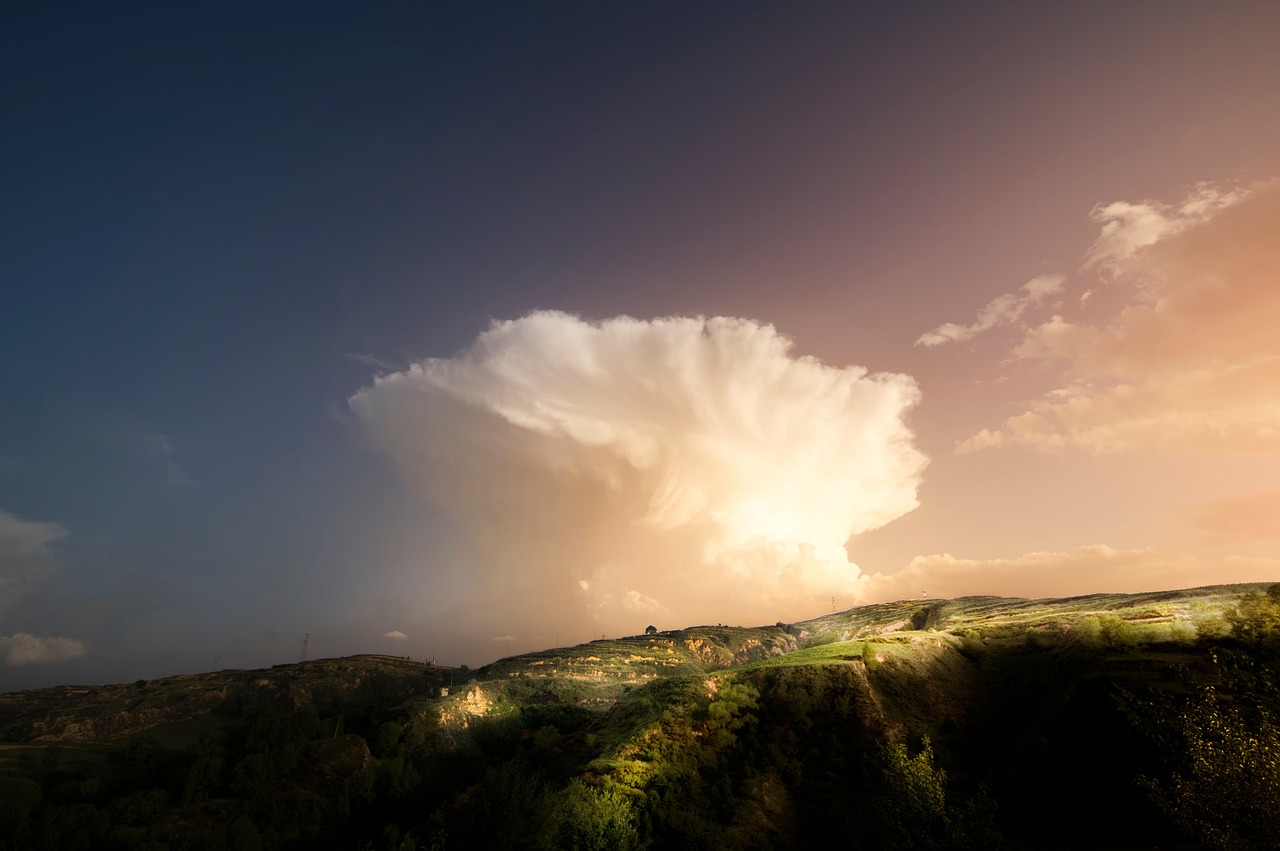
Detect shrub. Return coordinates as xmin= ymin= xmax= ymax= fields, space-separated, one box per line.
xmin=1226 ymin=586 xmax=1280 ymax=643
xmin=551 ymin=780 xmax=640 ymax=851
xmin=1098 ymin=614 xmax=1138 ymax=648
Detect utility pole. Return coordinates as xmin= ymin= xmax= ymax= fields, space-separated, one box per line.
xmin=832 ymin=596 xmax=836 ymax=612
xmin=298 ymin=633 xmax=310 ymax=663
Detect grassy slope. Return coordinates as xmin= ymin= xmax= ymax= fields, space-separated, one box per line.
xmin=3 ymin=583 xmax=1274 ymax=849
xmin=1 ymin=584 xmax=1257 ymax=750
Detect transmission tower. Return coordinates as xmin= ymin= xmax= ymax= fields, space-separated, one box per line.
xmin=212 ymin=653 xmax=221 ymax=671
xmin=298 ymin=633 xmax=310 ymax=663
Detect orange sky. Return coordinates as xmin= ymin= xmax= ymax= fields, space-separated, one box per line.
xmin=7 ymin=2 xmax=1280 ymax=685
xmin=849 ymin=179 xmax=1280 ymax=601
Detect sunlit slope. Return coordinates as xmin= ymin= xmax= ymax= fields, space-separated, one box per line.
xmin=0 ymin=583 xmax=1262 ymax=750
xmin=798 ymin=583 xmax=1246 ymax=644
xmin=2 ymin=583 xmax=1273 ymax=849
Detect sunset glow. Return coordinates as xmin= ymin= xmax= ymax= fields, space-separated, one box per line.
xmin=5 ymin=2 xmax=1280 ymax=687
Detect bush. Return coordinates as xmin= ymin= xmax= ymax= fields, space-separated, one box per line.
xmin=1098 ymin=614 xmax=1138 ymax=648
xmin=1226 ymin=586 xmax=1280 ymax=643
xmin=551 ymin=780 xmax=640 ymax=851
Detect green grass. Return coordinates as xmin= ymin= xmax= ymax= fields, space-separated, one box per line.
xmin=1 ymin=583 xmax=1268 ymax=753
xmin=732 ymin=638 xmax=869 ymax=669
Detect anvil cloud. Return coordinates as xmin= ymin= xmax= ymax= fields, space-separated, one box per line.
xmin=350 ymin=312 xmax=926 ymax=638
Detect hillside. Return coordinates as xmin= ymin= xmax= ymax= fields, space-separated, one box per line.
xmin=2 ymin=583 xmax=1278 ymax=850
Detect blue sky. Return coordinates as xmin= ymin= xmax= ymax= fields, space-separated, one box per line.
xmin=5 ymin=2 xmax=1280 ymax=689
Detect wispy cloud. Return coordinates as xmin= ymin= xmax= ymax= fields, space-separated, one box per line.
xmin=960 ymin=179 xmax=1280 ymax=454
xmin=100 ymin=415 xmax=193 ymax=487
xmin=1085 ymin=182 xmax=1250 ymax=270
xmin=916 ymin=274 xmax=1064 ymax=347
xmin=140 ymin=431 xmax=193 ymax=488
xmin=347 ymin=352 xmax=405 ymax=372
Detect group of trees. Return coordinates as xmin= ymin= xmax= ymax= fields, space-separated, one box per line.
xmin=1126 ymin=584 xmax=1280 ymax=850
xmin=0 ymin=665 xmax=1001 ymax=850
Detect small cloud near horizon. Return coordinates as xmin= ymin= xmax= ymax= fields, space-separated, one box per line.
xmin=0 ymin=511 xmax=85 ymax=665
xmin=384 ymin=630 xmax=409 ymax=640
xmin=866 ymin=544 xmax=1280 ymax=601
xmin=0 ymin=632 xmax=88 ymax=666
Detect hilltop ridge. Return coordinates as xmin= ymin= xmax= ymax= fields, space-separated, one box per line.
xmin=2 ymin=582 xmax=1276 ymax=850
xmin=1 ymin=583 xmax=1252 ymax=744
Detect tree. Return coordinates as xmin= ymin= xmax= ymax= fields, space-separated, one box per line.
xmin=1226 ymin=585 xmax=1280 ymax=643
xmin=645 ymin=625 xmax=657 ymax=635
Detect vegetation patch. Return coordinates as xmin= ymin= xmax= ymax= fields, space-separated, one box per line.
xmin=1 ymin=583 xmax=1277 ymax=849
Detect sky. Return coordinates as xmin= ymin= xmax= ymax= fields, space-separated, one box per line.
xmin=4 ymin=1 xmax=1280 ymax=690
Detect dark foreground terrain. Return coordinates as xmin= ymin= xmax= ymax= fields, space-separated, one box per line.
xmin=3 ymin=584 xmax=1280 ymax=850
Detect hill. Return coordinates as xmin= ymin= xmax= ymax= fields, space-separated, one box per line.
xmin=2 ymin=583 xmax=1278 ymax=850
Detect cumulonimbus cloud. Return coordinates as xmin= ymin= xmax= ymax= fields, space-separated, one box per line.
xmin=350 ymin=312 xmax=927 ymax=639
xmin=0 ymin=632 xmax=88 ymax=666
xmin=916 ymin=274 xmax=1064 ymax=347
xmin=958 ymin=179 xmax=1280 ymax=454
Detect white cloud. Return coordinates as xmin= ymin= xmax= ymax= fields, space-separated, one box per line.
xmin=1085 ymin=182 xmax=1249 ymax=270
xmin=867 ymin=545 xmax=1280 ymax=601
xmin=916 ymin=274 xmax=1064 ymax=347
xmin=623 ymin=589 xmax=666 ymax=614
xmin=347 ymin=352 xmax=404 ymax=372
xmin=384 ymin=629 xmax=408 ymax=640
xmin=0 ymin=508 xmax=66 ymax=612
xmin=350 ymin=311 xmax=927 ymax=638
xmin=0 ymin=510 xmax=89 ymax=666
xmin=0 ymin=632 xmax=88 ymax=666
xmin=963 ymin=179 xmax=1280 ymax=454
